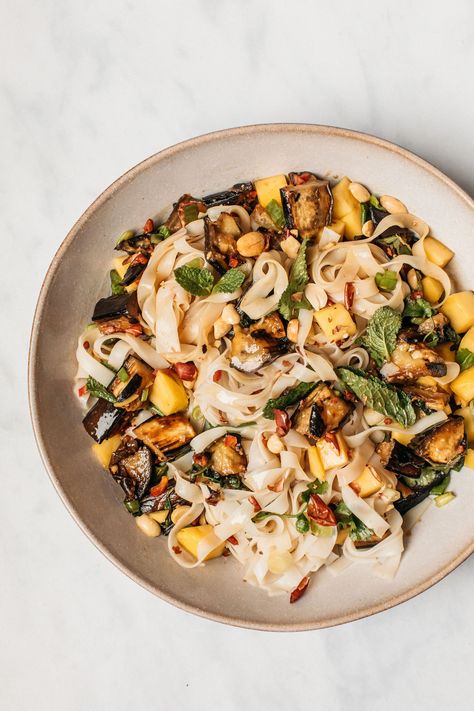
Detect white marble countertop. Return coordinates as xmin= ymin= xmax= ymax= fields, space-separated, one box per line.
xmin=2 ymin=1 xmax=473 ymax=709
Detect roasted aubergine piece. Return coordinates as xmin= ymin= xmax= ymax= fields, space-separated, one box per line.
xmin=201 ymin=182 xmax=257 ymax=212
xmin=109 ymin=356 xmax=155 ymax=411
xmin=207 ymin=434 xmax=248 ymax=476
xmin=83 ymin=398 xmax=131 ymax=443
xmin=409 ymin=416 xmax=466 ymax=467
xmin=386 ymin=333 xmax=447 ymax=383
xmin=115 ymin=233 xmax=154 ymax=256
xmin=373 ymin=225 xmax=415 ymax=254
xmin=116 ymin=447 xmax=153 ymax=500
xmin=163 ymin=194 xmax=207 ymax=233
xmin=230 ymin=312 xmax=288 ymax=373
xmin=280 ymin=179 xmax=332 ymax=239
xmin=204 ymin=214 xmax=244 ymax=273
xmin=394 ymin=488 xmax=431 ymax=515
xmin=292 ymin=384 xmax=353 ymax=442
xmin=376 ymin=439 xmax=426 ymax=478
xmin=134 ymin=415 xmax=196 ymax=461
xmin=401 ymin=384 xmax=450 ymax=412
xmin=92 ymin=291 xmax=140 ymax=322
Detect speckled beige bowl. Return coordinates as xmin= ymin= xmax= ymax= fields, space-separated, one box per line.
xmin=29 ymin=124 xmax=474 ymax=630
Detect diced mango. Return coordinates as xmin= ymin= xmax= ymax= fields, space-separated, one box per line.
xmin=149 ymin=370 xmax=188 ymax=415
xmin=451 ymin=366 xmax=474 ymax=404
xmin=316 ymin=432 xmax=349 ymax=470
xmin=424 ymin=237 xmax=454 ymax=268
xmin=340 ymin=205 xmax=362 ymax=240
xmin=435 ymin=342 xmax=456 ymax=363
xmin=92 ymin=434 xmax=122 ymax=468
xmin=464 ymin=448 xmax=474 ymax=469
xmin=332 ymin=177 xmax=359 ymax=219
xmin=460 ymin=326 xmax=474 ymax=353
xmin=392 ymin=431 xmax=414 ymax=446
xmin=314 ymin=303 xmax=357 ymax=343
xmin=422 ymin=276 xmax=444 ymax=304
xmin=454 ymin=407 xmax=474 ymax=443
xmin=254 ymin=174 xmax=287 ymax=208
xmin=307 ymin=446 xmax=326 ymax=480
xmin=176 ymin=524 xmax=226 ymax=560
xmin=350 ymin=465 xmax=383 ymax=498
xmin=441 ymin=291 xmax=474 ymax=333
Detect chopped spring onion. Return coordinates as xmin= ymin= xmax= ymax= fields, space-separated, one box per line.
xmin=116 ymin=229 xmax=135 ymax=246
xmin=375 ymin=270 xmax=398 ymax=291
xmin=434 ymin=492 xmax=456 ymax=508
xmin=124 ymin=500 xmax=140 ymax=515
xmin=140 ymin=388 xmax=149 ymax=402
xmin=183 ymin=203 xmax=199 ymax=224
xmin=117 ymin=367 xmax=129 ymax=382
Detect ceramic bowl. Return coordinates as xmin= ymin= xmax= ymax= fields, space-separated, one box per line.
xmin=29 ymin=124 xmax=474 ymax=630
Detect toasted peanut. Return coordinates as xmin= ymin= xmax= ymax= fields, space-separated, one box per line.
xmin=171 ymin=505 xmax=191 ymax=524
xmin=149 ymin=510 xmax=168 ymax=524
xmin=362 ymin=219 xmax=374 ymax=237
xmin=380 ymin=194 xmax=408 ymax=214
xmin=287 ymin=318 xmax=300 ymax=343
xmin=349 ymin=182 xmax=370 ymax=203
xmin=407 ymin=268 xmax=419 ymax=290
xmin=280 ymin=235 xmax=300 ymax=259
xmin=214 ymin=318 xmax=232 ymax=339
xmin=136 ymin=514 xmax=161 ymax=537
xmin=267 ymin=434 xmax=285 ymax=454
xmin=236 ymin=231 xmax=267 ymax=257
xmin=221 ymin=304 xmax=240 ymax=325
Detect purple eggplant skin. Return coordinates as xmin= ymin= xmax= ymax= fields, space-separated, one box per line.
xmin=394 ymin=489 xmax=430 ymax=515
xmin=376 ymin=440 xmax=426 ymax=478
xmin=92 ymin=291 xmax=140 ymax=322
xmin=82 ymin=399 xmax=131 ymax=443
xmin=120 ymin=261 xmax=146 ymax=286
xmin=280 ymin=179 xmax=333 ymax=239
xmin=118 ymin=447 xmax=153 ymax=499
xmin=201 ymin=182 xmax=257 ymax=212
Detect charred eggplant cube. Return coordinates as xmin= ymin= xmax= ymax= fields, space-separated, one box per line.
xmin=134 ymin=415 xmax=196 ymax=461
xmin=280 ymin=179 xmax=333 ymax=239
xmin=83 ymin=398 xmax=130 ymax=443
xmin=230 ymin=312 xmax=288 ymax=373
xmin=409 ymin=416 xmax=466 ymax=467
xmin=292 ymin=384 xmax=353 ymax=442
xmin=92 ymin=291 xmax=140 ymax=323
xmin=376 ymin=439 xmax=426 ymax=478
xmin=109 ymin=356 xmax=154 ymax=411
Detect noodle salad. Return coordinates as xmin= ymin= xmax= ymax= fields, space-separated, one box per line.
xmin=75 ymin=172 xmax=474 ymax=602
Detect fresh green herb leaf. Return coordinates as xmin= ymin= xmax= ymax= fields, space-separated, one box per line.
xmin=336 ymin=367 xmax=416 ymax=427
xmin=174 ymin=265 xmax=214 ymax=296
xmin=182 ymin=203 xmax=199 ymax=224
xmin=357 ymin=306 xmax=402 ymax=367
xmin=456 ymin=348 xmax=474 ymax=372
xmin=212 ymin=268 xmax=246 ymax=294
xmin=278 ymin=238 xmax=310 ymax=320
xmin=117 ymin=366 xmax=129 ymax=383
xmin=369 ymin=194 xmax=382 ymax=209
xmin=375 ymin=270 xmax=398 ymax=292
xmin=375 ymin=233 xmax=412 ymax=255
xmin=401 ymin=465 xmax=449 ymax=491
xmin=295 ymin=514 xmax=310 ymax=534
xmin=430 ymin=475 xmax=451 ymax=496
xmin=445 ymin=326 xmax=460 ymax=348
xmin=403 ymin=297 xmax=435 ymax=324
xmin=150 ymin=225 xmax=171 ymax=244
xmin=110 ymin=269 xmax=126 ymax=295
xmin=300 ymin=479 xmax=329 ymax=503
xmin=86 ymin=377 xmax=117 ymax=403
xmin=265 ymin=199 xmax=286 ymax=229
xmin=115 ymin=229 xmax=135 ymax=247
xmin=360 ymin=202 xmax=371 ymax=225
xmin=263 ymin=381 xmax=317 ymax=419
xmin=334 ymin=502 xmax=375 ymax=541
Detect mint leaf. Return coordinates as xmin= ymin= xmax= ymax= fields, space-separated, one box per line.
xmin=300 ymin=479 xmax=329 ymax=502
xmin=174 ymin=266 xmax=214 ymax=296
xmin=110 ymin=269 xmax=125 ymax=295
xmin=357 ymin=306 xmax=402 ymax=367
xmin=456 ymin=348 xmax=474 ymax=372
xmin=403 ymin=297 xmax=435 ymax=324
xmin=336 ymin=366 xmax=416 ymax=427
xmin=278 ymin=238 xmax=310 ymax=320
xmin=263 ymin=381 xmax=317 ymax=419
xmin=334 ymin=502 xmax=375 ymax=541
xmin=212 ymin=268 xmax=245 ymax=294
xmin=86 ymin=377 xmax=117 ymax=403
xmin=266 ymin=199 xmax=286 ymax=229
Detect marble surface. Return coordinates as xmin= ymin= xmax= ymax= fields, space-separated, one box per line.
xmin=2 ymin=1 xmax=473 ymax=709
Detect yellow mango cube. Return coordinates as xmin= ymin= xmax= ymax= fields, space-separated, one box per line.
xmin=392 ymin=431 xmax=414 ymax=446
xmin=176 ymin=524 xmax=226 ymax=560
xmin=441 ymin=291 xmax=474 ymax=333
xmin=454 ymin=407 xmax=474 ymax=444
xmin=435 ymin=342 xmax=456 ymax=362
xmin=451 ymin=366 xmax=474 ymax=404
xmin=314 ymin=303 xmax=357 ymax=343
xmin=340 ymin=206 xmax=362 ymax=240
xmin=464 ymin=448 xmax=474 ymax=469
xmin=92 ymin=434 xmax=122 ymax=468
xmin=254 ymin=174 xmax=287 ymax=208
xmin=149 ymin=370 xmax=188 ymax=415
xmin=350 ymin=465 xmax=383 ymax=498
xmin=422 ymin=276 xmax=444 ymax=304
xmin=424 ymin=237 xmax=454 ymax=268
xmin=460 ymin=326 xmax=474 ymax=353
xmin=316 ymin=432 xmax=349 ymax=470
xmin=307 ymin=446 xmax=325 ymax=479
xmin=332 ymin=177 xmax=359 ymax=219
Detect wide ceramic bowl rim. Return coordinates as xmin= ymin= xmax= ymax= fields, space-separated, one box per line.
xmin=28 ymin=123 xmax=474 ymax=631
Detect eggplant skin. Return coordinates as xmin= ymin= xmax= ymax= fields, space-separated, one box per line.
xmin=394 ymin=489 xmax=430 ymax=516
xmin=402 ymin=385 xmax=450 ymax=412
xmin=134 ymin=415 xmax=196 ymax=460
xmin=292 ymin=384 xmax=353 ymax=441
xmin=388 ymin=338 xmax=447 ymax=383
xmin=82 ymin=399 xmax=131 ymax=443
xmin=230 ymin=312 xmax=289 ymax=373
xmin=118 ymin=447 xmax=153 ymax=499
xmin=376 ymin=440 xmax=426 ymax=478
xmin=201 ymin=182 xmax=257 ymax=212
xmin=92 ymin=291 xmax=140 ymax=322
xmin=204 ymin=216 xmax=243 ymax=274
xmin=280 ymin=179 xmax=332 ymax=239
xmin=208 ymin=434 xmax=248 ymax=476
xmin=409 ymin=416 xmax=466 ymax=466
xmin=109 ymin=356 xmax=154 ymax=411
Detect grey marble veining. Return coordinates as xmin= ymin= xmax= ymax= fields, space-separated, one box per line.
xmin=1 ymin=1 xmax=473 ymax=709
